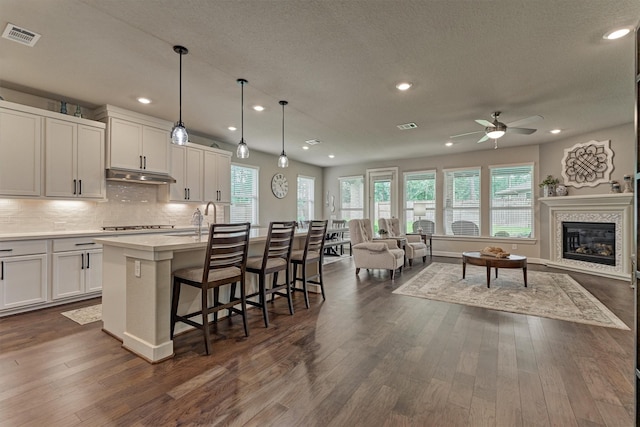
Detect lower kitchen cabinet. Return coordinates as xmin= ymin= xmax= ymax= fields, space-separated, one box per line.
xmin=52 ymin=238 xmax=102 ymax=299
xmin=0 ymin=240 xmax=48 ymax=310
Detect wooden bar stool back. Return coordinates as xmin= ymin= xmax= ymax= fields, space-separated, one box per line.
xmin=170 ymin=222 xmax=251 ymax=355
xmin=291 ymin=220 xmax=328 ymax=307
xmin=246 ymin=221 xmax=296 ymax=327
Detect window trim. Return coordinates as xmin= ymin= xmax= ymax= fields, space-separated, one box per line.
xmin=488 ymin=162 xmax=534 ymax=239
xmin=442 ymin=167 xmax=482 ymax=236
xmin=338 ymin=175 xmax=364 ymax=220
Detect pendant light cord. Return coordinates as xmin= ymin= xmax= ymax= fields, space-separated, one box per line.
xmin=241 ymin=81 xmax=244 ymax=142
xmin=281 ymin=102 xmax=285 ymax=153
xmin=178 ymin=51 xmax=183 ymax=124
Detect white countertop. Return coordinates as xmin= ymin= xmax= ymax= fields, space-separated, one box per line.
xmin=0 ymin=226 xmax=199 ymax=242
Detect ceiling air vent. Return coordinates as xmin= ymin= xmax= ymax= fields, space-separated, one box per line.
xmin=305 ymin=139 xmax=322 ymax=145
xmin=397 ymin=122 xmax=418 ymax=130
xmin=2 ymin=23 xmax=41 ymax=47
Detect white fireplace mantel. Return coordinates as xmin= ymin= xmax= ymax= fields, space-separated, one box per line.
xmin=541 ymin=193 xmax=633 ymax=280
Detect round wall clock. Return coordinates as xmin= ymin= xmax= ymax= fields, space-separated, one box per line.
xmin=271 ymin=173 xmax=288 ymax=198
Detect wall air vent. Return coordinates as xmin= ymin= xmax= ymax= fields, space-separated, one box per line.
xmin=305 ymin=139 xmax=322 ymax=145
xmin=397 ymin=122 xmax=418 ymax=130
xmin=2 ymin=23 xmax=41 ymax=47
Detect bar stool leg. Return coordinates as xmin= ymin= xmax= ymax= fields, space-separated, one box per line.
xmin=201 ymin=288 xmax=212 ymax=355
xmin=170 ymin=277 xmax=181 ymax=339
xmin=301 ymin=263 xmax=310 ymax=308
xmin=259 ymin=274 xmax=269 ymax=328
xmin=240 ymin=280 xmax=249 ymax=336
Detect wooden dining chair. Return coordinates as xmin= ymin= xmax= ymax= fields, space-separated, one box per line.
xmin=170 ymin=222 xmax=251 ymax=355
xmin=245 ymin=221 xmax=297 ymax=327
xmin=291 ymin=219 xmax=328 ymax=308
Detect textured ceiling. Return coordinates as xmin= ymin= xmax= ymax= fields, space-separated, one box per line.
xmin=1 ymin=0 xmax=638 ymax=167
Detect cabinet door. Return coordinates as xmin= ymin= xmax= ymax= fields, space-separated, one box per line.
xmin=169 ymin=145 xmax=187 ymax=201
xmin=142 ymin=126 xmax=170 ymax=174
xmin=203 ymin=151 xmax=217 ymax=202
xmin=52 ymin=252 xmax=84 ymax=299
xmin=0 ymin=108 xmax=42 ymax=196
xmin=109 ymin=118 xmax=142 ymax=170
xmin=85 ymin=249 xmax=103 ymax=293
xmin=45 ymin=118 xmax=77 ymax=197
xmin=1 ymin=254 xmax=47 ymax=309
xmin=77 ymin=125 xmax=105 ymax=198
xmin=216 ymin=152 xmax=231 ymax=203
xmin=186 ymin=147 xmax=203 ymax=202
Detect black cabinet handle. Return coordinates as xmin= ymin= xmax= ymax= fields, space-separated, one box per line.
xmin=187 ymin=188 xmax=190 ymax=200
xmin=139 ymin=155 xmax=143 ymax=169
xmin=81 ymin=253 xmax=84 ymax=270
xmin=79 ymin=179 xmax=82 ymax=195
xmin=143 ymin=156 xmax=147 ymax=169
xmin=0 ymin=249 xmax=13 ymax=252
xmin=75 ymin=242 xmax=95 ymax=246
xmin=86 ymin=252 xmax=90 ymax=269
xmin=184 ymin=188 xmax=188 ymax=200
xmin=73 ymin=179 xmax=77 ymax=195
xmin=1 ymin=261 xmax=4 ymax=280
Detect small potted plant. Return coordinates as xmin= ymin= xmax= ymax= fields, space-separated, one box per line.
xmin=378 ymin=228 xmax=388 ymax=237
xmin=539 ymin=175 xmax=559 ymax=197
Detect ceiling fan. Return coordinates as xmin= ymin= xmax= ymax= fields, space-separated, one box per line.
xmin=450 ymin=111 xmax=543 ymax=146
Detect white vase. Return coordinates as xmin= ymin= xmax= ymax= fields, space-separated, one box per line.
xmin=543 ymin=185 xmax=555 ymax=197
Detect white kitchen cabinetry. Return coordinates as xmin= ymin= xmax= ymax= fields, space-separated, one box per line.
xmin=95 ymin=105 xmax=171 ymax=174
xmin=0 ymin=102 xmax=42 ymax=197
xmin=170 ymin=144 xmax=204 ymax=202
xmin=204 ymin=149 xmax=231 ymax=203
xmin=0 ymin=240 xmax=47 ymax=310
xmin=45 ymin=117 xmax=105 ymax=199
xmin=52 ymin=238 xmax=102 ymax=300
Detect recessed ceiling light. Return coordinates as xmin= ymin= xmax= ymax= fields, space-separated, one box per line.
xmin=228 ymin=126 xmax=237 ymax=131
xmin=550 ymin=129 xmax=562 ymax=134
xmin=328 ymin=154 xmax=335 ymax=159
xmin=137 ymin=97 xmax=151 ymax=104
xmin=253 ymin=105 xmax=264 ymax=112
xmin=396 ymin=82 xmax=412 ymax=91
xmin=603 ymin=28 xmax=631 ymax=40
xmin=445 ymin=141 xmax=453 ymax=147
xmin=302 ymin=146 xmax=309 ymax=150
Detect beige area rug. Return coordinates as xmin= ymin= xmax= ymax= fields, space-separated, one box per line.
xmin=61 ymin=304 xmax=102 ymax=325
xmin=393 ymin=263 xmax=629 ymax=330
xmin=323 ymin=254 xmax=351 ymax=265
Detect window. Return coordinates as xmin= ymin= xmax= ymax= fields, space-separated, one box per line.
xmin=443 ymin=168 xmax=480 ymax=235
xmin=339 ymin=176 xmax=364 ymax=221
xmin=489 ymin=164 xmax=533 ymax=238
xmin=404 ymin=171 xmax=436 ymax=234
xmin=297 ymin=175 xmax=315 ymax=222
xmin=230 ymin=164 xmax=258 ymax=224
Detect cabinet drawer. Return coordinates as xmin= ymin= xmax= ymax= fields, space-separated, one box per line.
xmin=0 ymin=240 xmax=47 ymax=256
xmin=53 ymin=238 xmax=102 ymax=252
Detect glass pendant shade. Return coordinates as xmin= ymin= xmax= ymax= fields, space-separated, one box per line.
xmin=236 ymin=78 xmax=250 ymax=158
xmin=171 ymin=122 xmax=188 ymax=145
xmin=278 ymin=100 xmax=289 ymax=168
xmin=171 ymin=45 xmax=189 ymax=146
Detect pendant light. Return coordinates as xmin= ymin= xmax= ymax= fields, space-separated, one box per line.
xmin=236 ymin=78 xmax=250 ymax=159
xmin=170 ymin=45 xmax=189 ymax=145
xmin=278 ymin=100 xmax=289 ymax=168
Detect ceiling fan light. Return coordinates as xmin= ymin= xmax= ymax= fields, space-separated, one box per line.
xmin=486 ymin=129 xmax=505 ymax=139
xmin=171 ymin=122 xmax=188 ymax=145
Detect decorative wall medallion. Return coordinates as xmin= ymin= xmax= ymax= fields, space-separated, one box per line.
xmin=561 ymin=140 xmax=613 ymax=187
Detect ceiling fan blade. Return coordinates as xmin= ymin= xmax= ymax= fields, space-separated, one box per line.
xmin=475 ymin=119 xmax=494 ymax=127
xmin=508 ymin=127 xmax=537 ymax=135
xmin=506 ymin=115 xmax=543 ymax=128
xmin=477 ymin=134 xmax=489 ymax=143
xmin=450 ymin=130 xmax=484 ymax=139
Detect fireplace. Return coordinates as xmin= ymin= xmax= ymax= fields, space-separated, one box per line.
xmin=562 ymin=221 xmax=615 ymax=266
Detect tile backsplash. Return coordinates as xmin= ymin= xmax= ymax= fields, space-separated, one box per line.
xmin=0 ymin=182 xmax=226 ymax=233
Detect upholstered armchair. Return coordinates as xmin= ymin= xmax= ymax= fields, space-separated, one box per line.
xmin=379 ymin=218 xmax=428 ymax=266
xmin=348 ymin=219 xmax=405 ymax=279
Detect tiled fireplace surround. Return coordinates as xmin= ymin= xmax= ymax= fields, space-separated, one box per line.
xmin=541 ymin=193 xmax=633 ymax=280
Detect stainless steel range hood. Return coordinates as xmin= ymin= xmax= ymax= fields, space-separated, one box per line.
xmin=106 ymin=168 xmax=176 ymax=185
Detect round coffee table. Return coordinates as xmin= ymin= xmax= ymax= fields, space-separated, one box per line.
xmin=462 ymin=251 xmax=527 ymax=288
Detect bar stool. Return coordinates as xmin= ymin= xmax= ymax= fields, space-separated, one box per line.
xmin=291 ymin=220 xmax=328 ymax=307
xmin=245 ymin=221 xmax=296 ymax=327
xmin=170 ymin=222 xmax=251 ymax=355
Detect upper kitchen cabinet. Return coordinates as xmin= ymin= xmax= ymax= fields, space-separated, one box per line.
xmin=204 ymin=149 xmax=231 ymax=204
xmin=169 ymin=144 xmax=204 ymax=202
xmin=95 ymin=105 xmax=170 ymax=174
xmin=45 ymin=117 xmax=105 ymax=199
xmin=0 ymin=101 xmax=43 ymax=197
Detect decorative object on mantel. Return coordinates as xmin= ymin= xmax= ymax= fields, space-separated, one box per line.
xmin=623 ymin=174 xmax=633 ymax=193
xmin=74 ymin=104 xmax=82 ymax=118
xmin=539 ymin=175 xmax=559 ymax=197
xmin=610 ymin=180 xmax=621 ymax=193
xmin=561 ymin=139 xmax=614 ymax=187
xmin=59 ymin=101 xmax=67 ymax=114
xmin=555 ymin=183 xmax=568 ymax=196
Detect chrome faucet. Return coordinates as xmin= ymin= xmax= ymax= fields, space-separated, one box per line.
xmin=204 ymin=201 xmax=217 ymax=226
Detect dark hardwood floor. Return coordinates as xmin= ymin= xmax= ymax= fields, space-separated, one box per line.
xmin=0 ymin=257 xmax=634 ymax=426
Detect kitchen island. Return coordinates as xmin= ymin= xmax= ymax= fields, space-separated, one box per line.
xmin=94 ymin=228 xmax=308 ymax=363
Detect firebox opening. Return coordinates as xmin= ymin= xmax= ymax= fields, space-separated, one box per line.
xmin=562 ymin=221 xmax=615 ymax=266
